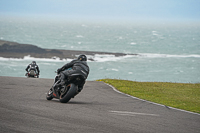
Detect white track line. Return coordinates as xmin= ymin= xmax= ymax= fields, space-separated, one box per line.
xmin=104 ymin=83 xmax=200 ymax=116
xmin=109 ymin=110 xmax=159 ymax=117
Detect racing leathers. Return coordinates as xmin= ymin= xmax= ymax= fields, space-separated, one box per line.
xmin=25 ymin=63 xmax=40 ymax=75
xmin=57 ymin=59 xmax=89 ymax=92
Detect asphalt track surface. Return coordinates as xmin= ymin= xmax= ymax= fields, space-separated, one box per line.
xmin=0 ymin=76 xmax=199 ymax=133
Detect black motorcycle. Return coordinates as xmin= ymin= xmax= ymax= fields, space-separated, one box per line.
xmin=25 ymin=70 xmax=39 ymax=78
xmin=46 ymin=70 xmax=84 ymax=103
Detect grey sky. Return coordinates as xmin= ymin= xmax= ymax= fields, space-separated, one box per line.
xmin=0 ymin=0 xmax=200 ymax=21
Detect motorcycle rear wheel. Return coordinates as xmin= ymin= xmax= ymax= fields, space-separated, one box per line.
xmin=59 ymin=84 xmax=77 ymax=103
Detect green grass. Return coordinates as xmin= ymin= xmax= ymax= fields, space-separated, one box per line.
xmin=97 ymin=79 xmax=200 ymax=114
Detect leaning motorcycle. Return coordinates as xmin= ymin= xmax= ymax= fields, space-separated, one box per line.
xmin=46 ymin=70 xmax=84 ymax=103
xmin=25 ymin=70 xmax=39 ymax=78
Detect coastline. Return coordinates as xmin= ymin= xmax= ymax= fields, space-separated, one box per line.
xmin=0 ymin=40 xmax=136 ymax=60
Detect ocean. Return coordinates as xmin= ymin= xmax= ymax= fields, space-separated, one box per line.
xmin=0 ymin=18 xmax=200 ymax=83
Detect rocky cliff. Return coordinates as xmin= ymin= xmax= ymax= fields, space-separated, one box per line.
xmin=0 ymin=40 xmax=134 ymax=60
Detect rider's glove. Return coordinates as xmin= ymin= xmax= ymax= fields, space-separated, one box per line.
xmin=57 ymin=68 xmax=62 ymax=74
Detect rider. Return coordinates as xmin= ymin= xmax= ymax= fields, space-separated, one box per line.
xmin=25 ymin=61 xmax=40 ymax=76
xmin=56 ymin=55 xmax=89 ymax=93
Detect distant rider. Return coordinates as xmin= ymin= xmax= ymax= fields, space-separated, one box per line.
xmin=56 ymin=55 xmax=89 ymax=93
xmin=25 ymin=61 xmax=40 ymax=76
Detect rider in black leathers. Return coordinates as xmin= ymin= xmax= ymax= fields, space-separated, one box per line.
xmin=56 ymin=55 xmax=89 ymax=92
xmin=25 ymin=61 xmax=40 ymax=75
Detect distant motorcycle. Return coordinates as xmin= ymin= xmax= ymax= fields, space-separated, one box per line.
xmin=46 ymin=70 xmax=84 ymax=103
xmin=25 ymin=70 xmax=39 ymax=78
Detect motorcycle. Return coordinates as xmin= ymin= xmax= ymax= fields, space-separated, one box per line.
xmin=46 ymin=70 xmax=84 ymax=103
xmin=25 ymin=70 xmax=39 ymax=78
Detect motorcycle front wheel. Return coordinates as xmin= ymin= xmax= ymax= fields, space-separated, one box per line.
xmin=46 ymin=88 xmax=53 ymax=100
xmin=59 ymin=84 xmax=77 ymax=103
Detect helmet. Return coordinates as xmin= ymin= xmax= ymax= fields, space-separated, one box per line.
xmin=32 ymin=61 xmax=36 ymax=64
xmin=78 ymin=55 xmax=87 ymax=61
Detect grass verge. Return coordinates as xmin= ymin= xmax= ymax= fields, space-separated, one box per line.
xmin=97 ymin=79 xmax=200 ymax=114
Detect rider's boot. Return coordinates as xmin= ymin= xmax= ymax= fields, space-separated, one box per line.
xmin=55 ymin=72 xmax=66 ymax=90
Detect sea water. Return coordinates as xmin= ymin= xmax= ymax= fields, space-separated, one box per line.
xmin=0 ymin=18 xmax=200 ymax=83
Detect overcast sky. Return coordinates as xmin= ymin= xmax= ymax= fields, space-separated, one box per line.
xmin=0 ymin=0 xmax=200 ymax=22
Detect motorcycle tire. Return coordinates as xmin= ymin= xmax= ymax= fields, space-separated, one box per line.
xmin=46 ymin=89 xmax=53 ymax=100
xmin=59 ymin=84 xmax=77 ymax=103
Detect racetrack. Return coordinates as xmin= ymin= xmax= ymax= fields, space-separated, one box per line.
xmin=0 ymin=76 xmax=199 ymax=133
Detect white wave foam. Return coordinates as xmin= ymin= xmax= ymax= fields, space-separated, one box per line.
xmin=87 ymin=53 xmax=200 ymax=62
xmin=111 ymin=68 xmax=119 ymax=71
xmin=0 ymin=53 xmax=199 ymax=63
xmin=87 ymin=54 xmax=133 ymax=62
xmin=0 ymin=55 xmax=73 ymax=62
xmin=130 ymin=42 xmax=137 ymax=45
xmin=138 ymin=53 xmax=200 ymax=58
xmin=76 ymin=35 xmax=83 ymax=38
xmin=61 ymin=45 xmax=67 ymax=47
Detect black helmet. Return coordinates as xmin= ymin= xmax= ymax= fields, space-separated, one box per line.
xmin=32 ymin=61 xmax=36 ymax=64
xmin=78 ymin=55 xmax=87 ymax=61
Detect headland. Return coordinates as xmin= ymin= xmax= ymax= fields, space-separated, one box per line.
xmin=0 ymin=40 xmax=136 ymax=61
